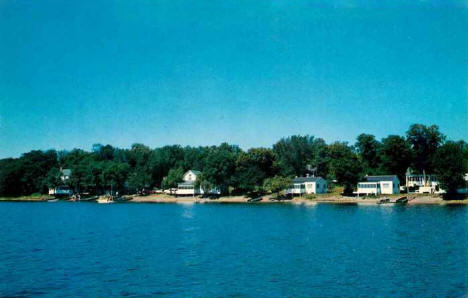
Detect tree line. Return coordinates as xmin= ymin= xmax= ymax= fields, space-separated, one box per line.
xmin=0 ymin=124 xmax=466 ymax=197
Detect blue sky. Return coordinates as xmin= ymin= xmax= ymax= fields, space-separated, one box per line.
xmin=1 ymin=0 xmax=467 ymax=158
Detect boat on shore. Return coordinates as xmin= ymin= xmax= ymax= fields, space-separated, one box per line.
xmin=81 ymin=196 xmax=98 ymax=202
xmin=114 ymin=196 xmax=133 ymax=203
xmin=47 ymin=198 xmax=59 ymax=202
xmin=395 ymin=196 xmax=408 ymax=204
xmin=377 ymin=198 xmax=390 ymax=204
xmin=247 ymin=197 xmax=263 ymax=203
xmin=97 ymin=195 xmax=114 ymax=204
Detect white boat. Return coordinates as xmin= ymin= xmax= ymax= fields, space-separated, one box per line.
xmin=97 ymin=196 xmax=114 ymax=204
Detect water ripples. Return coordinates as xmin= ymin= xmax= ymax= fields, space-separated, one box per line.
xmin=0 ymin=203 xmax=466 ymax=296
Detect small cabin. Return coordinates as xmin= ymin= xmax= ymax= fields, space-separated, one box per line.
xmin=356 ymin=175 xmax=400 ymax=195
xmin=286 ymin=176 xmax=328 ymax=196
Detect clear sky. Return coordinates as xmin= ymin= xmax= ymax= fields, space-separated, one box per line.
xmin=1 ymin=0 xmax=467 ymax=158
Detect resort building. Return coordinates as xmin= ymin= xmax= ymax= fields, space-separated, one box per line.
xmin=286 ymin=176 xmax=328 ymax=196
xmin=356 ymin=175 xmax=400 ymax=195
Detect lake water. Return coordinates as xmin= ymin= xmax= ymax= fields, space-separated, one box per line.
xmin=0 ymin=202 xmax=466 ymax=297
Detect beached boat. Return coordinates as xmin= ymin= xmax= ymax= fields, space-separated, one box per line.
xmin=47 ymin=198 xmax=59 ymax=202
xmin=97 ymin=196 xmax=114 ymax=204
xmin=377 ymin=198 xmax=390 ymax=204
xmin=114 ymin=196 xmax=132 ymax=203
xmin=81 ymin=196 xmax=98 ymax=202
xmin=395 ymin=196 xmax=408 ymax=204
xmin=247 ymin=197 xmax=263 ymax=203
xmin=97 ymin=199 xmax=113 ymax=204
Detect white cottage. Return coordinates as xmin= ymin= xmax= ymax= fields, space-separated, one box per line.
xmin=177 ymin=170 xmax=203 ymax=196
xmin=356 ymin=175 xmax=400 ymax=195
xmin=286 ymin=176 xmax=328 ymax=196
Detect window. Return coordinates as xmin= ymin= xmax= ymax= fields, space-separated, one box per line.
xmin=180 ymin=185 xmax=194 ymax=190
xmin=382 ymin=183 xmax=390 ymax=188
xmin=294 ymin=184 xmax=305 ymax=189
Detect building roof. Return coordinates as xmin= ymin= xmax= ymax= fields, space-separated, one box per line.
xmin=61 ymin=169 xmax=72 ymax=176
xmin=185 ymin=170 xmax=201 ymax=176
xmin=366 ymin=175 xmax=398 ymax=182
xmin=292 ymin=176 xmax=325 ymax=183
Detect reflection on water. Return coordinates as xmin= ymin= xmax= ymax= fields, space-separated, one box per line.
xmin=181 ymin=203 xmax=194 ymax=219
xmin=0 ymin=203 xmax=466 ymax=297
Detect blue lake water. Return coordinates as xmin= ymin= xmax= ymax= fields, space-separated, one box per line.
xmin=0 ymin=202 xmax=466 ymax=297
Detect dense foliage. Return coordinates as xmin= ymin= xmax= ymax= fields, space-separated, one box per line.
xmin=0 ymin=124 xmax=466 ymax=197
xmin=433 ymin=141 xmax=467 ymax=194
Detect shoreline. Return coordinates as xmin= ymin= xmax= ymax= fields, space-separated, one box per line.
xmin=1 ymin=194 xmax=467 ymax=206
xmin=128 ymin=194 xmax=468 ymax=206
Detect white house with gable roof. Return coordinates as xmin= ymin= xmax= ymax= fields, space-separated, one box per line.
xmin=356 ymin=175 xmax=400 ymax=195
xmin=286 ymin=176 xmax=328 ymax=195
xmin=177 ymin=170 xmax=203 ymax=196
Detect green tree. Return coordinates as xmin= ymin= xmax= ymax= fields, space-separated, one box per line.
xmin=379 ymin=135 xmax=413 ymax=182
xmin=19 ymin=150 xmax=59 ymax=194
xmin=234 ymin=148 xmax=275 ymax=193
xmin=273 ymin=135 xmax=316 ymax=176
xmin=0 ymin=158 xmax=24 ymax=197
xmin=406 ymin=124 xmax=445 ymax=173
xmin=92 ymin=144 xmax=116 ymax=161
xmin=308 ymin=138 xmax=330 ymax=178
xmin=102 ymin=162 xmax=129 ymax=194
xmin=195 ymin=172 xmax=216 ymax=194
xmin=328 ymin=142 xmax=362 ymax=195
xmin=201 ymin=143 xmax=239 ymax=193
xmin=263 ymin=176 xmax=292 ymax=198
xmin=45 ymin=167 xmax=62 ymax=189
xmin=433 ymin=141 xmax=466 ymax=195
xmin=161 ymin=167 xmax=185 ymax=189
xmin=80 ymin=162 xmax=104 ymax=194
xmin=355 ymin=134 xmax=381 ymax=174
xmin=149 ymin=145 xmax=185 ymax=187
xmin=127 ymin=143 xmax=153 ymax=189
xmin=127 ymin=169 xmax=152 ymax=192
xmin=183 ymin=146 xmax=209 ymax=171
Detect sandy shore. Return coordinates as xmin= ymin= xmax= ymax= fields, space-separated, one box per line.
xmin=128 ymin=194 xmax=468 ymax=206
xmin=1 ymin=194 xmax=466 ymax=205
xmin=0 ymin=195 xmax=53 ymax=202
